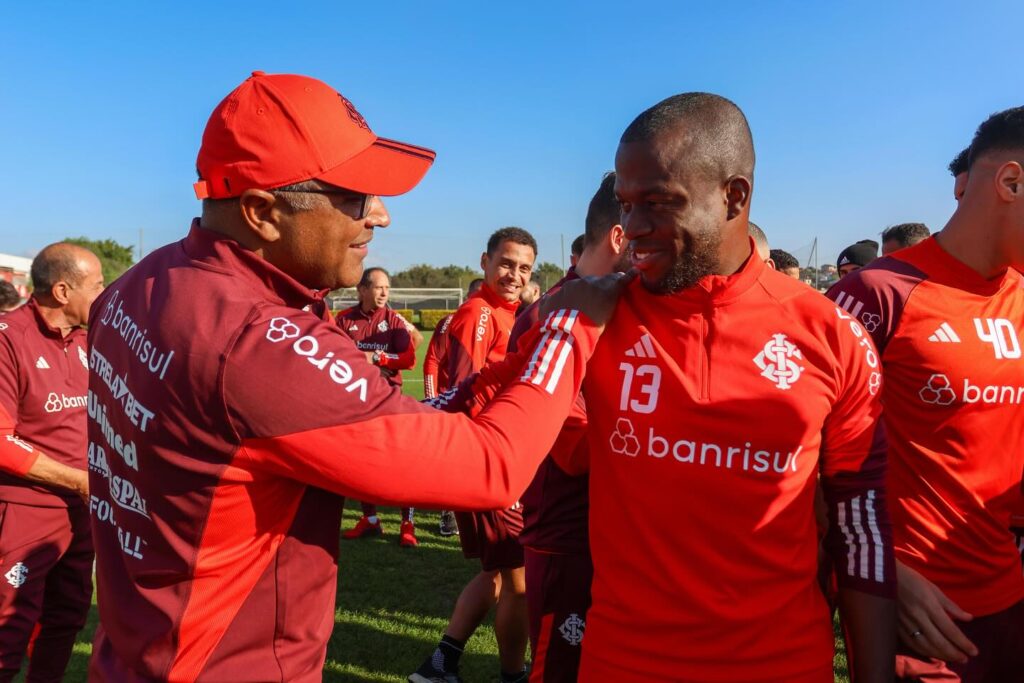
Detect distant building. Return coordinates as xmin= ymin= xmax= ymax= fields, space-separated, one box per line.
xmin=0 ymin=252 xmax=32 ymax=299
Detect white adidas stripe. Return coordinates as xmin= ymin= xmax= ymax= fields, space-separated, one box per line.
xmin=865 ymin=490 xmax=884 ymax=583
xmin=835 ymin=291 xmax=864 ymax=318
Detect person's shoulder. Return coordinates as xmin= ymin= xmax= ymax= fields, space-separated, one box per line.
xmin=335 ymin=306 xmax=357 ymax=319
xmin=829 ymin=256 xmax=927 ymax=299
xmin=0 ymin=304 xmax=31 ymax=336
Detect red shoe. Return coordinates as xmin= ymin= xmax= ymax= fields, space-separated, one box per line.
xmin=399 ymin=520 xmax=418 ymax=547
xmin=343 ymin=516 xmax=383 ymax=540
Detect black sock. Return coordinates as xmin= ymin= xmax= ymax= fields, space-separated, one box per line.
xmin=433 ymin=635 xmax=465 ymax=673
xmin=499 ymin=669 xmax=527 ymax=683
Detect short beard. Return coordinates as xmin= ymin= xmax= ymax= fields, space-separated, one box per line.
xmin=646 ymin=229 xmax=722 ymax=294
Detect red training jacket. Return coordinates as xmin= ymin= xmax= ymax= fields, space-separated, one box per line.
xmin=579 ymin=253 xmax=893 ymax=682
xmin=423 ymin=313 xmax=454 ymax=399
xmin=445 ymin=284 xmax=518 ymax=387
xmin=85 ymin=222 xmax=599 ymax=682
xmin=827 ymin=236 xmax=1024 ymax=617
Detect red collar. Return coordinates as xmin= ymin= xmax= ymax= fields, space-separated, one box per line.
xmin=895 ymin=235 xmax=1018 ymax=297
xmin=473 ymin=283 xmax=521 ymax=312
xmin=183 ymin=220 xmax=330 ymax=314
xmin=27 ymin=298 xmax=84 ymax=344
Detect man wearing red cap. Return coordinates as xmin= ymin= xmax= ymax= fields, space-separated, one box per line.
xmin=84 ymin=71 xmax=625 ymax=682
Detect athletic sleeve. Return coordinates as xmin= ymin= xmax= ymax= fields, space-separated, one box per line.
xmin=445 ymin=302 xmax=493 ymax=386
xmin=224 ymin=305 xmax=598 ymax=511
xmin=826 ymin=260 xmax=923 ymax=355
xmin=0 ymin=334 xmax=39 ymax=476
xmin=819 ymin=303 xmax=895 ymax=597
xmin=422 ymin=317 xmax=450 ymax=399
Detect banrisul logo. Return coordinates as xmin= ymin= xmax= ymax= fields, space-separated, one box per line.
xmin=919 ymin=372 xmax=1024 ymax=405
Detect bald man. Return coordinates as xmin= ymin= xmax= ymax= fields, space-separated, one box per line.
xmin=0 ymin=243 xmax=103 ymax=682
xmin=749 ymin=220 xmax=772 ymax=264
xmin=576 ymin=93 xmax=895 ymax=681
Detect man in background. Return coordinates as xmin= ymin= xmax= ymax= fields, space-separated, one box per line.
xmin=424 ymin=278 xmax=483 ymax=538
xmin=413 ymin=227 xmax=537 ymax=683
xmin=0 ymin=283 xmax=20 ymax=312
xmin=338 ymin=266 xmax=422 ymax=547
xmin=837 ymin=239 xmax=879 ymax=277
xmin=749 ymin=221 xmax=771 ymax=263
xmin=881 ymin=223 xmax=930 ymax=256
xmin=569 ymin=234 xmax=584 ymax=268
xmin=519 ymin=281 xmax=541 ymax=310
xmin=0 ymin=243 xmax=102 ymax=682
xmin=770 ymin=248 xmax=801 ymax=279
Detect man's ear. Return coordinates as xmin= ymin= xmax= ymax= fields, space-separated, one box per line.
xmin=480 ymin=252 xmax=489 ymax=271
xmin=725 ymin=176 xmax=752 ymax=220
xmin=50 ymin=281 xmax=71 ymax=305
xmin=238 ymin=189 xmax=286 ymax=243
xmin=995 ymin=161 xmax=1024 ymax=203
xmin=609 ymin=225 xmax=626 ymax=254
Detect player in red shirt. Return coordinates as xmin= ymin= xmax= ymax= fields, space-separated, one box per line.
xmin=0 ymin=243 xmax=103 ymax=681
xmin=425 ymin=278 xmax=483 ymax=538
xmin=575 ymin=94 xmax=896 ymax=682
xmin=338 ymin=267 xmax=422 ymax=546
xmin=411 ymin=228 xmax=537 ymax=683
xmin=828 ymin=106 xmax=1024 ymax=682
xmin=424 ymin=279 xmax=483 ymax=403
xmin=85 ymin=71 xmax=627 ymax=682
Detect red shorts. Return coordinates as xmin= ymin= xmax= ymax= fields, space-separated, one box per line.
xmin=0 ymin=501 xmax=93 ymax=681
xmin=525 ymin=549 xmax=592 ymax=683
xmin=455 ymin=504 xmax=524 ymax=571
xmin=896 ymin=598 xmax=1024 ymax=682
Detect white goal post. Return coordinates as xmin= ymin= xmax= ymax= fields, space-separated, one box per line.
xmin=327 ymin=287 xmax=464 ymax=312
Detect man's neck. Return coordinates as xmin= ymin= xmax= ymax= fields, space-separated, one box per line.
xmin=360 ymin=304 xmax=381 ymax=315
xmin=936 ymin=208 xmax=1007 ymax=280
xmin=33 ymin=299 xmax=76 ymax=338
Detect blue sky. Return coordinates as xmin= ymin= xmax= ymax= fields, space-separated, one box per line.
xmin=1 ymin=1 xmax=1021 ymax=272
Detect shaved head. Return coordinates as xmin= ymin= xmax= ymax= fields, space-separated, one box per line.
xmin=620 ymin=92 xmax=755 ymax=183
xmin=31 ymin=243 xmax=97 ymax=296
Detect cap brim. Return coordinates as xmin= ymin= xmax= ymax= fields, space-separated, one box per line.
xmin=317 ymin=137 xmax=436 ymax=197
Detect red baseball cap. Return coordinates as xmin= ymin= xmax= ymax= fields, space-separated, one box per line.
xmin=194 ymin=71 xmax=436 ymax=200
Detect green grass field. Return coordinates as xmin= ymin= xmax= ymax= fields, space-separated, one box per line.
xmin=49 ymin=330 xmax=851 ymax=682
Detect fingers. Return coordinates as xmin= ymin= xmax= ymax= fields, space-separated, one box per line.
xmin=897 ymin=600 xmax=977 ymax=663
xmin=937 ymin=591 xmax=974 ymax=623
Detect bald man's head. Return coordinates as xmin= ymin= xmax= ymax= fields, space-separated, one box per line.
xmin=615 ymin=93 xmax=757 ymax=294
xmin=620 ymin=92 xmax=755 ymax=184
xmin=32 ymin=244 xmax=96 ymax=296
xmin=31 ymin=243 xmax=104 ymax=326
xmin=748 ymin=221 xmax=769 ymax=260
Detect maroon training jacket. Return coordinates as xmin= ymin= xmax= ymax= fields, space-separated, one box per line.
xmin=86 ymin=221 xmax=598 ymax=681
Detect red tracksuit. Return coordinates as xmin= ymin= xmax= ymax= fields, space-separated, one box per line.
xmin=85 ymin=222 xmax=597 ymax=681
xmin=578 ymin=253 xmax=893 ymax=682
xmin=828 ymin=236 xmax=1024 ymax=681
xmin=423 ymin=313 xmax=454 ymax=399
xmin=445 ymin=285 xmax=525 ymax=570
xmin=0 ymin=300 xmax=92 ymax=682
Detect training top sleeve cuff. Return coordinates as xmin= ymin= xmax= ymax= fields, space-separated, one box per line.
xmin=0 ymin=432 xmax=41 ymax=477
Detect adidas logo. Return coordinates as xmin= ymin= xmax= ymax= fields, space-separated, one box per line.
xmin=928 ymin=322 xmax=961 ymax=343
xmin=35 ymin=357 xmax=49 ymax=370
xmin=624 ymin=334 xmax=657 ymax=359
xmin=833 ymin=291 xmax=864 ymax=318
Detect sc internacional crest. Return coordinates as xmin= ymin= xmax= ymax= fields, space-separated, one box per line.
xmin=754 ymin=333 xmax=804 ymax=390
